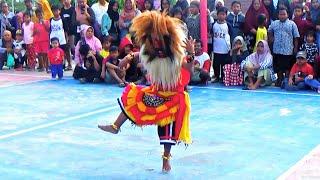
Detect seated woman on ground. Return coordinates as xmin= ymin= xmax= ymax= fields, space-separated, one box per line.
xmin=241 ymin=40 xmax=276 ymax=90
xmin=101 ymin=46 xmax=128 ymax=87
xmin=223 ymin=36 xmax=249 ymax=86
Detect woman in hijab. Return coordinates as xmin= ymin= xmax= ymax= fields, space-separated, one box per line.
xmin=210 ymin=0 xmax=224 ymax=20
xmin=74 ymin=25 xmax=102 ymax=67
xmin=244 ymin=0 xmax=269 ymax=52
xmin=241 ymin=40 xmax=276 ymax=90
xmin=263 ymin=0 xmax=277 ymax=22
xmin=119 ymin=0 xmax=141 ymax=39
xmin=223 ymin=36 xmax=249 ymax=86
xmin=101 ymin=0 xmax=120 ymax=44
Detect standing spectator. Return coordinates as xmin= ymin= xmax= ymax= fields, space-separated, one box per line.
xmin=310 ymin=0 xmax=320 ymax=49
xmin=275 ymin=0 xmax=292 ymax=19
xmin=190 ymin=40 xmax=211 ymax=85
xmin=144 ymin=0 xmax=154 ymax=11
xmin=241 ymin=40 xmax=274 ymax=90
xmin=268 ymin=7 xmax=300 ymax=86
xmin=211 ymin=7 xmax=231 ymax=83
xmin=0 ymin=2 xmax=16 ymax=37
xmin=34 ymin=9 xmax=50 ymax=72
xmin=253 ymin=14 xmax=268 ymax=52
xmin=292 ymin=4 xmax=314 ymax=47
xmin=185 ymin=1 xmax=201 ymax=40
xmin=91 ymin=0 xmax=109 ymax=27
xmin=173 ymin=0 xmax=189 ymax=20
xmin=244 ymin=0 xmax=269 ymax=52
xmin=24 ymin=0 xmax=37 ymax=22
xmin=282 ymin=51 xmax=320 ymax=93
xmin=48 ymin=37 xmax=65 ymax=79
xmin=263 ymin=0 xmax=277 ymax=22
xmin=119 ymin=0 xmax=141 ymax=39
xmin=160 ymin=0 xmax=171 ymax=13
xmin=226 ymin=1 xmax=245 ymax=42
xmin=101 ymin=0 xmax=120 ymax=44
xmin=223 ymin=36 xmax=249 ymax=86
xmin=22 ymin=12 xmax=36 ymax=70
xmin=300 ymin=31 xmax=319 ymax=68
xmin=50 ymin=5 xmax=68 ymax=72
xmin=208 ymin=0 xmax=216 ymax=12
xmin=210 ymin=0 xmax=224 ymax=20
xmin=61 ymin=0 xmax=76 ymax=70
xmin=75 ymin=0 xmax=96 ymax=42
xmin=15 ymin=12 xmax=24 ymax=30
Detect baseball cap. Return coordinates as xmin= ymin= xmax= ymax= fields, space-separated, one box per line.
xmin=296 ymin=51 xmax=306 ymax=59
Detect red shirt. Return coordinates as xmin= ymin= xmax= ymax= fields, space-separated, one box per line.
xmin=33 ymin=20 xmax=50 ymax=42
xmin=48 ymin=47 xmax=65 ymax=65
xmin=290 ymin=63 xmax=314 ymax=77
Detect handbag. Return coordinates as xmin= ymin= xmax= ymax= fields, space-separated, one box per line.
xmin=6 ymin=53 xmax=15 ymax=68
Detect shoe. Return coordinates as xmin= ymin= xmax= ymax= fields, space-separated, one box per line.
xmin=79 ymin=78 xmax=87 ymax=84
xmin=93 ymin=78 xmax=101 ymax=83
xmin=118 ymin=82 xmax=126 ymax=87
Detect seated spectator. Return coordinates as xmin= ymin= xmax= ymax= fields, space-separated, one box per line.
xmin=223 ymin=36 xmax=249 ymax=86
xmin=0 ymin=30 xmax=14 ymax=70
xmin=101 ymin=46 xmax=127 ymax=86
xmin=74 ymin=25 xmax=102 ymax=67
xmin=118 ymin=36 xmax=144 ymax=83
xmin=241 ymin=40 xmax=275 ymax=90
xmin=100 ymin=35 xmax=112 ymax=58
xmin=73 ymin=43 xmax=103 ymax=83
xmin=13 ymin=29 xmax=26 ymax=70
xmin=282 ymin=51 xmax=320 ymax=93
xmin=190 ymin=40 xmax=211 ymax=85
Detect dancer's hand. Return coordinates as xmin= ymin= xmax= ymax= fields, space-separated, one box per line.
xmin=183 ymin=36 xmax=195 ymax=55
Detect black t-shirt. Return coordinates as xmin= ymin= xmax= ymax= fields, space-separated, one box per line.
xmin=60 ymin=6 xmax=76 ymax=35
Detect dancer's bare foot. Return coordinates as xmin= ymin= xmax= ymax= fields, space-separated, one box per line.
xmin=162 ymin=155 xmax=171 ymax=172
xmin=98 ymin=124 xmax=119 ymax=134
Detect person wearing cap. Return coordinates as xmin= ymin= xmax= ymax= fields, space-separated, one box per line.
xmin=283 ymin=51 xmax=320 ymax=93
xmin=13 ymin=29 xmax=26 ymax=70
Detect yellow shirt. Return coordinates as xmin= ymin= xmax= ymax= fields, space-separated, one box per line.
xmin=254 ymin=26 xmax=268 ymax=52
xmin=100 ymin=49 xmax=110 ymax=59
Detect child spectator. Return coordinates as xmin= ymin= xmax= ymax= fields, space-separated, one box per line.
xmin=13 ymin=29 xmax=26 ymax=70
xmin=293 ymin=4 xmax=314 ymax=47
xmin=253 ymin=13 xmax=267 ymax=52
xmin=22 ymin=12 xmax=36 ymax=70
xmin=61 ymin=0 xmax=76 ymax=70
xmin=226 ymin=1 xmax=245 ymax=42
xmin=223 ymin=36 xmax=249 ymax=86
xmin=50 ymin=5 xmax=68 ymax=71
xmin=268 ymin=7 xmax=300 ymax=86
xmin=300 ymin=31 xmax=319 ymax=67
xmin=211 ymin=7 xmax=231 ymax=83
xmin=47 ymin=37 xmax=64 ymax=79
xmin=100 ymin=35 xmax=112 ymax=59
xmin=190 ymin=40 xmax=211 ymax=85
xmin=185 ymin=1 xmax=201 ymax=41
xmin=210 ymin=0 xmax=225 ymax=20
xmin=34 ymin=9 xmax=50 ymax=72
xmin=283 ymin=51 xmax=320 ymax=93
xmin=103 ymin=46 xmax=127 ymax=86
xmin=144 ymin=0 xmax=154 ymax=11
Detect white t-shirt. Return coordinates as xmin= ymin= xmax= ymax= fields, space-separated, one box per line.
xmin=212 ymin=22 xmax=231 ymax=54
xmin=195 ymin=52 xmax=210 ymax=68
xmin=91 ymin=2 xmax=109 ymax=25
xmin=50 ymin=18 xmax=66 ymax=45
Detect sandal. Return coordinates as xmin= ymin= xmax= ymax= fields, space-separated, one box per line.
xmin=118 ymin=82 xmax=126 ymax=87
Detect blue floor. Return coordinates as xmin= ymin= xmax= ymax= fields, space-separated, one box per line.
xmin=1 ymin=79 xmax=320 ymax=179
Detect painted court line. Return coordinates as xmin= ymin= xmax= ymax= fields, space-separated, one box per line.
xmin=194 ymin=86 xmax=320 ymax=97
xmin=0 ymin=72 xmax=51 ymax=78
xmin=277 ymin=144 xmax=320 ymax=179
xmin=0 ymin=106 xmax=118 ymax=140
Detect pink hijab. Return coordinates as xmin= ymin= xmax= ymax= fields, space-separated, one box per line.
xmin=247 ymin=40 xmax=272 ymax=66
xmin=244 ymin=0 xmax=269 ymax=33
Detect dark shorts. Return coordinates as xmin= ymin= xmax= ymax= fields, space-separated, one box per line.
xmin=158 ymin=122 xmax=177 ymax=145
xmin=273 ymin=54 xmax=295 ymax=73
